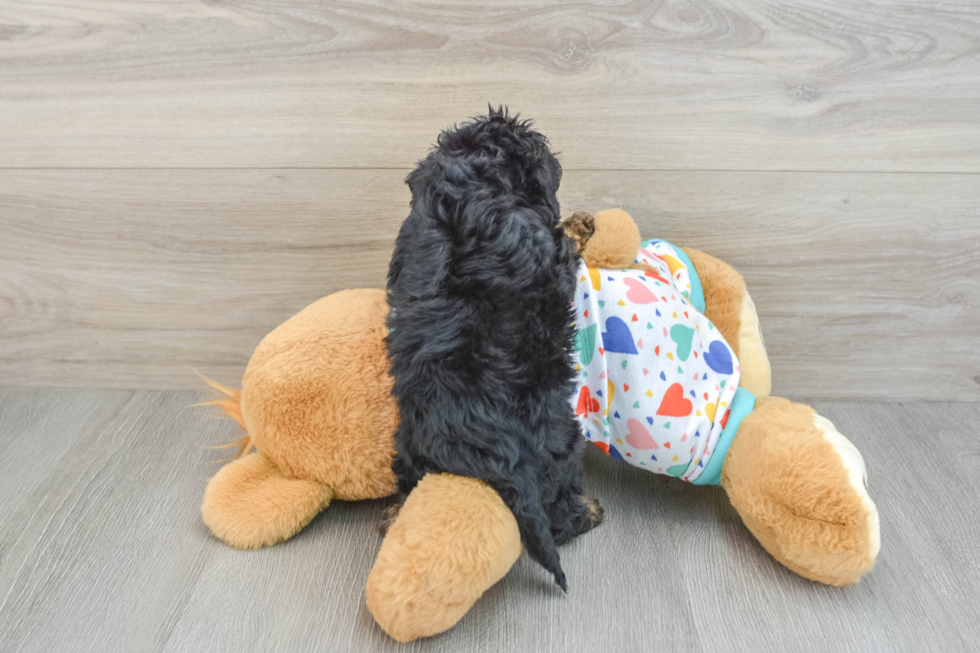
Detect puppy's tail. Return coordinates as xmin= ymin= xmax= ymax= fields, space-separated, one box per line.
xmin=489 ymin=476 xmax=567 ymax=591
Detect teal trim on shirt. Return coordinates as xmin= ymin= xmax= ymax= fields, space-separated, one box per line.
xmin=691 ymin=387 xmax=756 ymax=486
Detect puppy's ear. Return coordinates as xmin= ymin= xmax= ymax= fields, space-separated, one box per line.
xmin=562 ymin=211 xmax=595 ymax=253
xmin=533 ymin=150 xmax=562 ymax=192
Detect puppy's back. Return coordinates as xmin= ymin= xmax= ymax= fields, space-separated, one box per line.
xmin=387 ymin=109 xmax=580 ymax=588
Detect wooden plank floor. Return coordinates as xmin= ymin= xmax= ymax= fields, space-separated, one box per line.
xmin=1 ymin=388 xmax=978 ymax=652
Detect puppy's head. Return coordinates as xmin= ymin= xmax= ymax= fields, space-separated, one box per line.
xmin=407 ymin=106 xmax=563 ymax=226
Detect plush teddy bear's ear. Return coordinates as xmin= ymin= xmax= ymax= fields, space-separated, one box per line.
xmin=201 ymin=451 xmax=333 ymax=549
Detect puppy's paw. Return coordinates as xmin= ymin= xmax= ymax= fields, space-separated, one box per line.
xmin=562 ymin=211 xmax=595 ymax=253
xmin=377 ymin=501 xmax=403 ymax=535
xmin=583 ymin=496 xmax=605 ymax=529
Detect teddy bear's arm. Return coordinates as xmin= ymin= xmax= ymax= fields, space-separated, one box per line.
xmin=565 ymin=208 xmax=771 ymax=396
xmin=681 ymin=247 xmax=771 ymax=398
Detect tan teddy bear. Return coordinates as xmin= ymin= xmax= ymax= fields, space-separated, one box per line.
xmin=200 ymin=210 xmax=879 ymax=643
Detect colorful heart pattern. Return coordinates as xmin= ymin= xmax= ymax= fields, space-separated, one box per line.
xmin=576 ymin=386 xmax=600 ymax=417
xmin=623 ymin=277 xmax=658 ymax=304
xmin=656 ymin=383 xmax=693 ymax=417
xmin=570 ymin=239 xmax=741 ymax=482
xmin=669 ymin=324 xmax=694 ymax=361
xmin=601 ymin=316 xmax=638 ymax=355
xmin=625 ymin=418 xmax=659 ymax=449
xmin=575 ymin=324 xmax=598 ymax=365
xmin=704 ymin=340 xmax=733 ymax=374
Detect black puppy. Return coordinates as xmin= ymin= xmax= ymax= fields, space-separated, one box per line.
xmin=386 ymin=107 xmax=602 ymax=590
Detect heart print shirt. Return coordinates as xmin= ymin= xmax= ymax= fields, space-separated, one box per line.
xmin=570 ymin=241 xmax=742 ymax=483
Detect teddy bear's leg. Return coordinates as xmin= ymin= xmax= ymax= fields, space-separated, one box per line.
xmin=366 ymin=473 xmax=522 ymax=642
xmin=721 ymin=396 xmax=880 ymax=586
xmin=201 ymin=451 xmax=333 ymax=549
xmin=682 ymin=247 xmax=771 ymax=397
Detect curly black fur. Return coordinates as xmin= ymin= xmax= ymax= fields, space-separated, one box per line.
xmin=385 ymin=107 xmax=601 ymax=591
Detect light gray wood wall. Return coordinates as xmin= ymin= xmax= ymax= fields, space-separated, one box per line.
xmin=1 ymin=1 xmax=978 ymax=400
xmin=2 ymin=0 xmax=979 ymax=171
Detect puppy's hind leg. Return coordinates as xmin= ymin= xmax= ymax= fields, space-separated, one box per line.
xmin=544 ymin=463 xmax=604 ymax=546
xmin=376 ymin=501 xmax=403 ymax=535
xmin=486 ymin=464 xmax=569 ymax=591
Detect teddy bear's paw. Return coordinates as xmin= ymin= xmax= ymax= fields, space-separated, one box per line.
xmin=722 ymin=397 xmax=879 ymax=586
xmin=366 ymin=474 xmax=522 ymax=642
xmin=201 ymin=452 xmax=333 ymax=549
xmin=812 ymin=414 xmax=881 ymax=563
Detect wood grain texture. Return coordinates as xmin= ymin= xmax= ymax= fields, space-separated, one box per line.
xmin=1 ymin=0 xmax=979 ymax=170
xmin=0 ymin=389 xmax=978 ymax=652
xmin=1 ymin=169 xmax=977 ymax=400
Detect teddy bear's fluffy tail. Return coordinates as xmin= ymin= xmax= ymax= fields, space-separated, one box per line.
xmin=195 ymin=373 xmax=253 ymax=460
xmin=195 ymin=373 xmax=337 ymax=549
